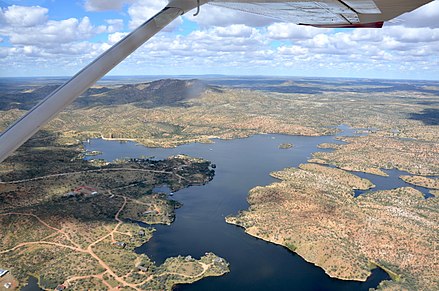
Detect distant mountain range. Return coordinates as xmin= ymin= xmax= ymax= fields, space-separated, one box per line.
xmin=0 ymin=79 xmax=209 ymax=111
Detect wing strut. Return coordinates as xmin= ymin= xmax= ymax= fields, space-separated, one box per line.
xmin=0 ymin=2 xmax=199 ymax=163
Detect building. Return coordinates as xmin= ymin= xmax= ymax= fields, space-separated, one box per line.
xmin=74 ymin=186 xmax=98 ymax=196
xmin=114 ymin=242 xmax=126 ymax=248
xmin=143 ymin=210 xmax=157 ymax=215
xmin=0 ymin=269 xmax=8 ymax=277
xmin=184 ymin=255 xmax=192 ymax=261
xmin=137 ymin=265 xmax=148 ymax=272
xmin=213 ymin=258 xmax=223 ymax=264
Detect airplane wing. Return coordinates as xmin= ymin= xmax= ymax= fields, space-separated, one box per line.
xmin=210 ymin=0 xmax=434 ymax=28
xmin=0 ymin=2 xmax=198 ymax=163
xmin=0 ymin=0 xmax=434 ymax=163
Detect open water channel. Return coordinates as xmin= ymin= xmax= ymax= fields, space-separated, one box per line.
xmin=24 ymin=125 xmax=434 ymax=290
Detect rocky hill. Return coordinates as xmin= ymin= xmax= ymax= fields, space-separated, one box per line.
xmin=75 ymin=79 xmax=208 ymax=109
xmin=0 ymin=79 xmax=208 ymax=110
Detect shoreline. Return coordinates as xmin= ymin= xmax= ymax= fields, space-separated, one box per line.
xmin=224 ymin=217 xmax=378 ymax=283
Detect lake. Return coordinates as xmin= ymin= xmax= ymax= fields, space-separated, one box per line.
xmin=23 ymin=124 xmax=434 ymax=290
xmin=80 ymin=125 xmax=413 ymax=291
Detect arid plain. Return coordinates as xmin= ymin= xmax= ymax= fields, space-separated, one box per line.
xmin=0 ymin=77 xmax=438 ymax=290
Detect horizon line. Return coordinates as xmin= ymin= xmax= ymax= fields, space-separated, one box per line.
xmin=0 ymin=74 xmax=438 ymax=82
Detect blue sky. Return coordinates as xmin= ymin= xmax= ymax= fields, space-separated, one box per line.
xmin=0 ymin=0 xmax=438 ymax=80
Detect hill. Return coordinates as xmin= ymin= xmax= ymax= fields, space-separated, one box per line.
xmin=0 ymin=79 xmax=208 ymax=111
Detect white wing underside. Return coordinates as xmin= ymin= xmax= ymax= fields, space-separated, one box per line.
xmin=211 ymin=0 xmax=380 ymax=25
xmin=209 ymin=0 xmax=434 ymax=26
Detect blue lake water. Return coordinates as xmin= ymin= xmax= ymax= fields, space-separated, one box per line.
xmin=20 ymin=277 xmax=41 ymax=291
xmin=22 ymin=126 xmax=434 ymax=291
xmin=80 ymin=125 xmax=428 ymax=291
xmin=353 ymin=169 xmax=435 ymax=198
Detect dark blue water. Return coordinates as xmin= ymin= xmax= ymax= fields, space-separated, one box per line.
xmin=83 ymin=127 xmax=395 ymax=291
xmin=354 ymin=169 xmax=436 ymax=198
xmin=20 ymin=277 xmax=42 ymax=291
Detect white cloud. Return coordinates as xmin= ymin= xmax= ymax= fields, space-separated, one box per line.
xmin=1 ymin=1 xmax=438 ymax=80
xmin=84 ymin=0 xmax=135 ymax=12
xmin=214 ymin=24 xmax=256 ymax=37
xmin=125 ymin=0 xmax=183 ymax=31
xmin=0 ymin=5 xmax=48 ymax=27
xmin=284 ymin=25 xmax=439 ymax=63
xmin=0 ymin=5 xmax=123 ymax=48
xmin=277 ymin=45 xmax=308 ymax=56
xmin=106 ymin=19 xmax=124 ymax=33
xmin=4 ymin=16 xmax=104 ymax=46
xmin=267 ymin=23 xmax=330 ymax=40
xmin=108 ymin=32 xmax=128 ymax=44
xmin=0 ymin=47 xmax=9 ymax=58
xmin=357 ymin=26 xmax=439 ymax=44
xmin=127 ymin=0 xmax=169 ymax=29
xmin=392 ymin=1 xmax=439 ymax=28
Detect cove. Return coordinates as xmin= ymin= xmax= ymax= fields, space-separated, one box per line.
xmin=84 ymin=126 xmax=395 ymax=290
xmin=20 ymin=277 xmax=42 ymax=291
xmin=354 ymin=169 xmax=436 ymax=198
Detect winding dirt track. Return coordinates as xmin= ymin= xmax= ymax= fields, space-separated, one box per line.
xmin=0 ymin=159 xmax=216 ymax=290
xmin=0 ymin=189 xmax=212 ymax=290
xmin=0 ymin=168 xmax=188 ymax=185
xmin=0 ymin=193 xmax=144 ymax=290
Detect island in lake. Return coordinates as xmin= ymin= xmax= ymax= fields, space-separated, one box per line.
xmin=0 ymin=77 xmax=438 ymax=290
xmin=279 ymin=143 xmax=294 ymax=149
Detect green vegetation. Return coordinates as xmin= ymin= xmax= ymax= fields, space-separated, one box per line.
xmin=285 ymin=242 xmax=297 ymax=252
xmin=1 ymin=77 xmax=438 ymax=290
xmin=399 ymin=175 xmax=439 ymax=189
xmin=370 ymin=261 xmax=402 ymax=282
xmin=226 ymin=164 xmax=439 ymax=290
xmin=279 ymin=143 xmax=293 ymax=149
xmin=0 ymin=128 xmax=226 ymax=290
